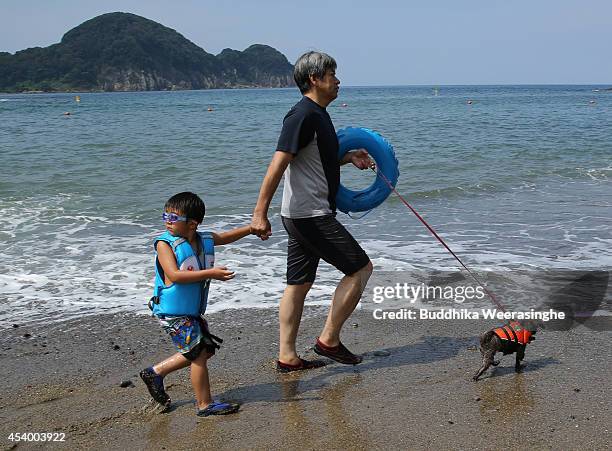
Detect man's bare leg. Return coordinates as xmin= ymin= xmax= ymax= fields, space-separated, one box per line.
xmin=278 ymin=282 xmax=312 ymax=365
xmin=319 ymin=261 xmax=373 ymax=347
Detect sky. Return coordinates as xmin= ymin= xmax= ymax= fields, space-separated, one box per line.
xmin=1 ymin=0 xmax=611 ymax=85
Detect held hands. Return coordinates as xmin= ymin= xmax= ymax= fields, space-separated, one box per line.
xmin=250 ymin=214 xmax=272 ymax=241
xmin=350 ymin=149 xmax=376 ymax=170
xmin=208 ymin=266 xmax=235 ymax=281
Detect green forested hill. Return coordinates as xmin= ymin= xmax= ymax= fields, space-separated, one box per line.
xmin=0 ymin=12 xmax=294 ymax=92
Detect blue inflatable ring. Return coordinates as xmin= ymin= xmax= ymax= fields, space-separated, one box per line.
xmin=336 ymin=127 xmax=399 ymax=213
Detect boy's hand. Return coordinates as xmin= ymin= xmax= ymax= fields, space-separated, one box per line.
xmin=208 ymin=266 xmax=235 ymax=281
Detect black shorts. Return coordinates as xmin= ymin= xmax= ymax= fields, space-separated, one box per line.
xmin=281 ymin=214 xmax=370 ymax=285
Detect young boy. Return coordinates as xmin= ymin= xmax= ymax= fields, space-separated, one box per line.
xmin=140 ymin=192 xmax=252 ymax=417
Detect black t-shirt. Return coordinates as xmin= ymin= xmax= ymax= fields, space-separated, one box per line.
xmin=276 ymin=96 xmax=340 ymax=216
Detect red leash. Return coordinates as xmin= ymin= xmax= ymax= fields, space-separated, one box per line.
xmin=374 ymin=167 xmax=507 ymax=313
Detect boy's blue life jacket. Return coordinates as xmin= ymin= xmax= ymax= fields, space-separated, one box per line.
xmin=150 ymin=231 xmax=215 ymax=318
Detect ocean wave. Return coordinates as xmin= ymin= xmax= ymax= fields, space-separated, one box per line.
xmin=401 ymin=182 xmax=500 ymax=200
xmin=1 ymin=225 xmax=610 ymax=328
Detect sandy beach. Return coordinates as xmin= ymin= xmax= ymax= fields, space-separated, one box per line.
xmin=1 ymin=307 xmax=609 ymax=450
xmin=2 ymin=3 xmax=612 ymax=451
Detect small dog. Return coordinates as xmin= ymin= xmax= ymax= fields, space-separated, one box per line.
xmin=473 ymin=320 xmax=536 ymax=381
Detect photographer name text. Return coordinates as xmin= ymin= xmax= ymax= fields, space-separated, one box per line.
xmin=373 ymin=308 xmax=565 ymax=321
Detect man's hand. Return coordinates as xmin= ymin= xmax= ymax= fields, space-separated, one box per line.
xmin=251 ymin=213 xmax=272 ymax=241
xmin=250 ymin=151 xmax=292 ymax=242
xmin=208 ymin=266 xmax=235 ymax=281
xmin=348 ymin=149 xmax=375 ymax=170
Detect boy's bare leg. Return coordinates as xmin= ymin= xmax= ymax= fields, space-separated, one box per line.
xmin=141 ymin=354 xmax=188 ymax=407
xmin=190 ymin=351 xmax=214 ymax=409
xmin=319 ymin=261 xmax=373 ymax=347
xmin=278 ymin=282 xmax=312 ymax=365
xmin=153 ymin=353 xmax=190 ymax=377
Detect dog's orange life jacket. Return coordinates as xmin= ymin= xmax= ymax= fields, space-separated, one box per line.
xmin=493 ymin=321 xmax=533 ymax=346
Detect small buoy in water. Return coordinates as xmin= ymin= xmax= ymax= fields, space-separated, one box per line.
xmin=207 ymin=107 xmax=213 ymax=112
xmin=75 ymin=95 xmax=81 ymax=103
xmin=589 ymin=100 xmax=596 ymax=105
xmin=63 ymin=111 xmax=71 ymax=116
xmin=341 ymin=103 xmax=348 ymax=107
xmin=467 ymin=100 xmax=473 ymax=105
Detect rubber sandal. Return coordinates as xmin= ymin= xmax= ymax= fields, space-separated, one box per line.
xmin=276 ymin=358 xmax=327 ymax=373
xmin=196 ymin=401 xmax=240 ymax=417
xmin=139 ymin=367 xmax=171 ymax=407
xmin=313 ymin=338 xmax=363 ymax=365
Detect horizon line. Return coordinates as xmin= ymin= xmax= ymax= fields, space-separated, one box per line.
xmin=2 ymin=83 xmax=611 ymax=96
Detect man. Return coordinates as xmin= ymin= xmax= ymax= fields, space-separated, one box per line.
xmin=251 ymin=51 xmax=374 ymax=372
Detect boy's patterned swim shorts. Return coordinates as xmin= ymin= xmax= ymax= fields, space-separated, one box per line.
xmin=159 ymin=316 xmax=220 ymax=360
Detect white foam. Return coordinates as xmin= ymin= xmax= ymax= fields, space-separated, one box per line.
xmin=1 ymin=193 xmax=610 ymax=327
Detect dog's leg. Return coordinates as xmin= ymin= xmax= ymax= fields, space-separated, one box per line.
xmin=473 ymin=349 xmax=496 ymax=381
xmin=515 ymin=346 xmax=525 ymax=373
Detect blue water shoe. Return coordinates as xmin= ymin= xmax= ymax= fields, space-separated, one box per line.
xmin=139 ymin=367 xmax=171 ymax=408
xmin=196 ymin=401 xmax=240 ymax=417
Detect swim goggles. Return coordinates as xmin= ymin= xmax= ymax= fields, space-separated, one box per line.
xmin=162 ymin=212 xmax=188 ymax=223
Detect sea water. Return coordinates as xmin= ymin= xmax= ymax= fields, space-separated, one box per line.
xmin=0 ymin=86 xmax=610 ymax=326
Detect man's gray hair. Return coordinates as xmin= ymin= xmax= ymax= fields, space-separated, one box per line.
xmin=293 ymin=51 xmax=337 ymax=94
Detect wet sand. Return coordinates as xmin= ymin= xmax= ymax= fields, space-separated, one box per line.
xmin=1 ymin=307 xmax=610 ymax=450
